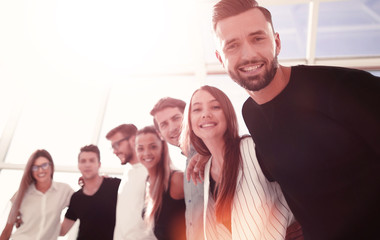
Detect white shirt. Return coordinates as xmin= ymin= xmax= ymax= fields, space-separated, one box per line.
xmin=203 ymin=137 xmax=294 ymax=240
xmin=11 ymin=182 xmax=73 ymax=240
xmin=113 ymin=163 xmax=156 ymax=240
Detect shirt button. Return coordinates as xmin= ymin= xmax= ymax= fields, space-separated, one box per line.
xmin=188 ymin=200 xmax=192 ymax=203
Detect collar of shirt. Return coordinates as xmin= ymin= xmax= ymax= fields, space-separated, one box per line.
xmin=29 ymin=181 xmax=58 ymax=195
xmin=131 ymin=162 xmax=144 ymax=169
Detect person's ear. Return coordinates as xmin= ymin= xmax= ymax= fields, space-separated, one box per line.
xmin=274 ymin=32 xmax=281 ymax=56
xmin=215 ymin=50 xmax=225 ymax=68
xmin=155 ymin=129 xmax=165 ymax=141
xmin=129 ymin=135 xmax=136 ymax=144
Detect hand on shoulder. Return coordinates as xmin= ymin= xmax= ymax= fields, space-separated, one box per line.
xmin=186 ymin=154 xmax=209 ymax=184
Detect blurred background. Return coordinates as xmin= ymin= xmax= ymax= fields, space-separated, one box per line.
xmin=1 ymin=0 xmax=379 ymax=238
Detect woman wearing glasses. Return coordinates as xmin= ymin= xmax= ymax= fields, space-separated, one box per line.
xmin=0 ymin=149 xmax=74 ymax=240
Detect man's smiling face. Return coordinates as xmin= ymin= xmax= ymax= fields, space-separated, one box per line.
xmin=215 ymin=8 xmax=281 ymax=92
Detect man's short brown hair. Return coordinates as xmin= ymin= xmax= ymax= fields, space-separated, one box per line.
xmin=106 ymin=124 xmax=137 ymax=140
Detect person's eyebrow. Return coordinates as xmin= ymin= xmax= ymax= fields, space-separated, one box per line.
xmin=192 ymin=98 xmax=217 ymax=106
xmin=224 ymin=38 xmax=238 ymax=47
xmin=192 ymin=101 xmax=201 ymax=107
xmin=248 ymin=30 xmax=266 ymax=37
xmin=159 ymin=120 xmax=168 ymax=126
xmin=171 ymin=114 xmax=182 ymax=119
xmin=224 ymin=30 xmax=267 ymax=47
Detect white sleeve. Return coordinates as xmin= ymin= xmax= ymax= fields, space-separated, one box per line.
xmin=113 ymin=165 xmax=156 ymax=240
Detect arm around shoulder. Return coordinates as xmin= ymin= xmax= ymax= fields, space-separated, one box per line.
xmin=186 ymin=153 xmax=209 ymax=184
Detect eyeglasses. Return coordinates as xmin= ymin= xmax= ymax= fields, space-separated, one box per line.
xmin=32 ymin=162 xmax=51 ymax=172
xmin=111 ymin=136 xmax=131 ymax=150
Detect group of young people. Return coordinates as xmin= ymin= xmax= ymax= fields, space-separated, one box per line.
xmin=1 ymin=0 xmax=379 ymax=239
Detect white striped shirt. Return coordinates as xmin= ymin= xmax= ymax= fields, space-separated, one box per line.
xmin=203 ymin=137 xmax=294 ymax=240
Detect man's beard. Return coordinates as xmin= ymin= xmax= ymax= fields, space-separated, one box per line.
xmin=121 ymin=142 xmax=133 ymax=165
xmin=229 ymin=56 xmax=279 ymax=92
xmin=121 ymin=152 xmax=133 ymax=165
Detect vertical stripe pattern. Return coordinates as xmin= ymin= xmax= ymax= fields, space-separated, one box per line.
xmin=204 ymin=137 xmax=294 ymax=240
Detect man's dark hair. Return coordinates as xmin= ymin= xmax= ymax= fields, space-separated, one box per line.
xmin=212 ymin=0 xmax=274 ymax=33
xmin=79 ymin=144 xmax=101 ymax=162
xmin=150 ymin=97 xmax=186 ymax=130
xmin=106 ymin=124 xmax=138 ymax=140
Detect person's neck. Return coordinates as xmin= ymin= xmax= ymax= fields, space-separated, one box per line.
xmin=147 ymin=169 xmax=157 ymax=193
xmin=35 ymin=180 xmax=52 ymax=193
xmin=178 ymin=143 xmax=189 ymax=157
xmin=204 ymin=138 xmax=225 ymax=183
xmin=247 ymin=65 xmax=291 ymax=105
xmin=83 ymin=175 xmax=103 ymax=196
xmin=128 ymin=155 xmax=139 ymax=165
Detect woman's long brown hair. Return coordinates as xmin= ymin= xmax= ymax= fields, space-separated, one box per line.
xmin=136 ymin=126 xmax=172 ymax=227
xmin=184 ymin=85 xmax=242 ymax=224
xmin=7 ymin=149 xmax=54 ymax=224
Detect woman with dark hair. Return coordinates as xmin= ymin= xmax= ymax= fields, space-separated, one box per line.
xmin=135 ymin=126 xmax=186 ymax=240
xmin=0 ymin=149 xmax=73 ymax=240
xmin=182 ymin=85 xmax=295 ymax=239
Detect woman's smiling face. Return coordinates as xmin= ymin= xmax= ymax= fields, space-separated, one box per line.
xmin=190 ymin=89 xmax=227 ymax=142
xmin=135 ymin=132 xmax=163 ymax=171
xmin=31 ymin=156 xmax=53 ymax=184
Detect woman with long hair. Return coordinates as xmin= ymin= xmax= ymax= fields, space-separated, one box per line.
xmin=135 ymin=126 xmax=186 ymax=240
xmin=182 ymin=85 xmax=296 ymax=239
xmin=0 ymin=149 xmax=73 ymax=240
